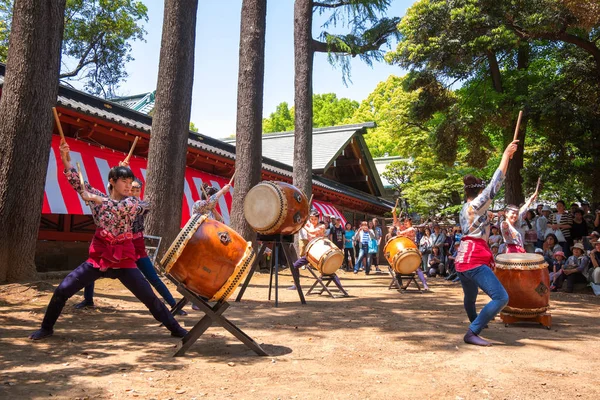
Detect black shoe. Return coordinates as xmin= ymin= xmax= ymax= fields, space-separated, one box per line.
xmin=74 ymin=300 xmax=94 ymax=309
xmin=29 ymin=328 xmax=54 ymax=340
xmin=170 ymin=326 xmax=188 ymax=338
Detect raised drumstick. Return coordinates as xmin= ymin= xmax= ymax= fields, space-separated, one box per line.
xmin=513 ymin=110 xmax=523 ymax=142
xmin=308 ymin=194 xmax=314 ymax=206
xmin=76 ymin=162 xmax=89 ymax=206
xmin=228 ymin=170 xmax=237 ymax=186
xmin=53 ymin=107 xmax=70 ymax=161
xmin=124 ymin=136 xmax=139 ymax=164
xmin=535 ymin=176 xmax=541 ymax=194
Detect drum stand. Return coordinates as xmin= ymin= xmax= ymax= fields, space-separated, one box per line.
xmin=165 ymin=274 xmax=268 ymax=357
xmin=499 ymin=312 xmax=552 ymax=330
xmin=235 ymin=234 xmax=306 ymax=307
xmin=305 ymin=267 xmax=348 ymax=298
xmin=388 ymin=267 xmax=422 ymax=293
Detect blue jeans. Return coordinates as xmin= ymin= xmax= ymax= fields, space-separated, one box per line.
xmin=354 ymin=244 xmax=371 ymax=273
xmin=83 ymin=257 xmax=177 ymax=307
xmin=458 ymin=265 xmax=508 ymax=335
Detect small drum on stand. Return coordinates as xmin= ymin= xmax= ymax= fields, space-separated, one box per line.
xmin=305 ymin=237 xmax=344 ymax=275
xmin=160 ymin=213 xmax=255 ymax=303
xmin=243 ymin=181 xmax=309 ymax=235
xmin=383 ymin=236 xmax=422 ymax=274
xmin=494 ymin=253 xmax=552 ymax=329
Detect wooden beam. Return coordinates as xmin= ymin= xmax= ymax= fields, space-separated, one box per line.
xmin=333 ymin=158 xmax=361 ymax=167
xmin=342 ymin=176 xmax=369 ymax=183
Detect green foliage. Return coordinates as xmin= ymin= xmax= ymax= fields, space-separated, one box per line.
xmin=262 ymin=94 xmax=359 ymax=133
xmin=0 ymin=0 xmax=148 ymax=97
xmin=189 ymin=122 xmax=198 ymax=133
xmin=313 ymin=0 xmax=400 ymax=84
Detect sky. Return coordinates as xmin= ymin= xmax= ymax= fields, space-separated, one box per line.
xmin=118 ymin=1 xmax=415 ymax=139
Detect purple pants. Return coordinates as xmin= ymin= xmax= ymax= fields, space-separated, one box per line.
xmin=40 ymin=262 xmax=182 ymax=334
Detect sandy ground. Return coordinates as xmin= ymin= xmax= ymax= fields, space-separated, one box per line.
xmin=1 ymin=266 xmax=599 ymax=400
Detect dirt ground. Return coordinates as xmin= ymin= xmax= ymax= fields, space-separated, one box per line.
xmin=1 ymin=266 xmax=599 ymax=400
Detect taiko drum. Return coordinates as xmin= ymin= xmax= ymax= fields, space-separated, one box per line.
xmin=383 ymin=236 xmax=422 ymax=274
xmin=243 ymin=181 xmax=309 ymax=235
xmin=160 ymin=214 xmax=255 ymax=303
xmin=494 ymin=253 xmax=550 ymax=317
xmin=305 ymin=237 xmax=344 ymax=275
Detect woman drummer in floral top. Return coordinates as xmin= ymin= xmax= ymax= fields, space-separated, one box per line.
xmin=500 ymin=190 xmax=538 ymax=253
xmin=29 ymin=142 xmax=187 ymax=341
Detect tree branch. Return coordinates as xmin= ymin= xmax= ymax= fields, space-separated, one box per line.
xmin=313 ymin=1 xmax=354 ymax=8
xmin=58 ymin=32 xmax=105 ymax=79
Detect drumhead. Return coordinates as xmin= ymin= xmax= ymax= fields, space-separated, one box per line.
xmin=321 ymin=251 xmax=344 ymax=275
xmin=243 ymin=183 xmax=284 ymax=231
xmin=394 ymin=251 xmax=422 ymax=274
xmin=496 ymin=253 xmax=545 ymax=263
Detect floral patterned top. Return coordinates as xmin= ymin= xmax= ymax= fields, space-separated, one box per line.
xmin=65 ymin=168 xmax=149 ymax=237
xmin=500 ymin=210 xmax=527 ymax=249
xmin=396 ymin=227 xmax=417 ymax=244
xmin=192 ymin=194 xmax=219 ymax=220
xmin=459 ymin=169 xmax=505 ymax=242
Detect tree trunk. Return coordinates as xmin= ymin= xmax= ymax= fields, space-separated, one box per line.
xmin=0 ymin=0 xmax=66 ymax=282
xmin=144 ymin=0 xmax=198 ymax=256
xmin=293 ymin=0 xmax=314 ymax=199
xmin=230 ymin=0 xmax=267 ymax=241
xmin=504 ymin=44 xmax=529 ymax=206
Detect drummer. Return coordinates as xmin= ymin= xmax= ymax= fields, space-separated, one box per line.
xmin=393 ymin=217 xmax=429 ymax=290
xmin=192 ymin=182 xmax=231 ymax=221
xmin=29 ymin=142 xmax=187 ymax=340
xmin=288 ymin=210 xmax=326 ymax=289
xmin=454 ymin=139 xmax=518 ymax=346
xmin=500 ymin=190 xmax=538 ymax=253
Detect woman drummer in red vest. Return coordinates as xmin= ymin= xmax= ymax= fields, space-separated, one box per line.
xmin=454 ymin=139 xmax=518 ymax=346
xmin=29 ymin=142 xmax=187 ymax=340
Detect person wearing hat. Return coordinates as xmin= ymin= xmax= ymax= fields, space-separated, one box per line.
xmin=536 ymin=205 xmax=552 ymax=248
xmin=552 ymin=243 xmax=590 ymax=293
xmin=549 ymin=250 xmax=566 ymax=291
xmin=589 ymin=239 xmax=600 ymax=284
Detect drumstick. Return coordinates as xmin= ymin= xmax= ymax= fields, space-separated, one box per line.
xmin=76 ymin=162 xmax=90 ymax=206
xmin=535 ymin=176 xmax=541 ymax=194
xmin=228 ymin=170 xmax=236 ymax=186
xmin=201 ymin=185 xmax=210 ymax=200
xmin=53 ymin=107 xmax=70 ymax=161
xmin=512 ymin=110 xmax=523 ymax=142
xmin=123 ymin=136 xmax=139 ymax=164
xmin=308 ymin=194 xmax=314 ymax=206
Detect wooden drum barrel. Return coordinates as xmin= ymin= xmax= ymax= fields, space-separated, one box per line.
xmin=383 ymin=236 xmax=422 ymax=274
xmin=160 ymin=214 xmax=255 ymax=303
xmin=305 ymin=237 xmax=344 ymax=275
xmin=494 ymin=253 xmax=550 ymax=317
xmin=243 ymin=181 xmax=309 ymax=235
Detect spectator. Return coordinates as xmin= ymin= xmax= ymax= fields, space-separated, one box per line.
xmin=488 ymin=225 xmax=503 ymax=248
xmin=343 ymin=222 xmax=356 ymax=272
xmin=570 ymin=208 xmax=588 ymax=246
xmin=384 ymin=226 xmax=395 ymax=244
xmin=419 ymin=227 xmax=432 ymax=271
xmin=353 ymin=221 xmax=376 ymax=275
xmin=549 ymin=250 xmax=566 ymax=290
xmin=430 ymin=223 xmax=446 ymax=261
xmin=535 ymin=203 xmax=544 ymax=216
xmin=367 ymin=220 xmax=382 ymax=272
xmin=536 ymin=205 xmax=551 ymax=248
xmin=323 ymin=215 xmax=333 ymax=237
xmin=330 ymin=216 xmax=345 ymax=251
xmin=581 ymin=201 xmax=596 ymax=232
xmin=490 ymin=243 xmax=500 ymax=260
xmin=552 ymin=243 xmax=590 ymax=292
xmin=542 ymin=233 xmax=563 ymax=265
xmin=548 ymin=200 xmax=573 ymax=257
xmin=522 ymin=210 xmax=538 ymax=253
xmin=570 ymin=202 xmax=580 ymax=214
xmin=589 ymin=239 xmax=600 ymax=285
xmin=372 ymin=218 xmax=383 ymax=270
xmin=427 ymin=245 xmax=445 ymax=277
xmin=445 ymin=241 xmax=461 ymax=281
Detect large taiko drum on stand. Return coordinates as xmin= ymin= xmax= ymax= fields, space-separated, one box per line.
xmin=305 ymin=237 xmax=344 ymax=275
xmin=160 ymin=213 xmax=255 ymax=303
xmin=243 ymin=181 xmax=309 ymax=235
xmin=494 ymin=253 xmax=550 ymax=318
xmin=383 ymin=236 xmax=422 ymax=274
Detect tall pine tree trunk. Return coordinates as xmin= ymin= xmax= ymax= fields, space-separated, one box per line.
xmin=0 ymin=0 xmax=66 ymax=282
xmin=505 ymin=44 xmax=529 ymax=206
xmin=145 ymin=0 xmax=198 ymax=254
xmin=293 ymin=0 xmax=314 ymax=199
xmin=230 ymin=0 xmax=267 ymax=241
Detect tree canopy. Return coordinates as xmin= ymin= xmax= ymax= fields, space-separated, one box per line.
xmin=262 ymin=93 xmax=359 ymax=133
xmin=0 ymin=0 xmax=148 ymax=97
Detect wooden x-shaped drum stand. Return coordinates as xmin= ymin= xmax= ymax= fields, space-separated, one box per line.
xmin=235 ymin=234 xmax=306 ymax=307
xmin=305 ymin=267 xmax=348 ymax=298
xmin=388 ymin=266 xmax=422 ymax=293
xmin=166 ymin=275 xmax=268 ymax=357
